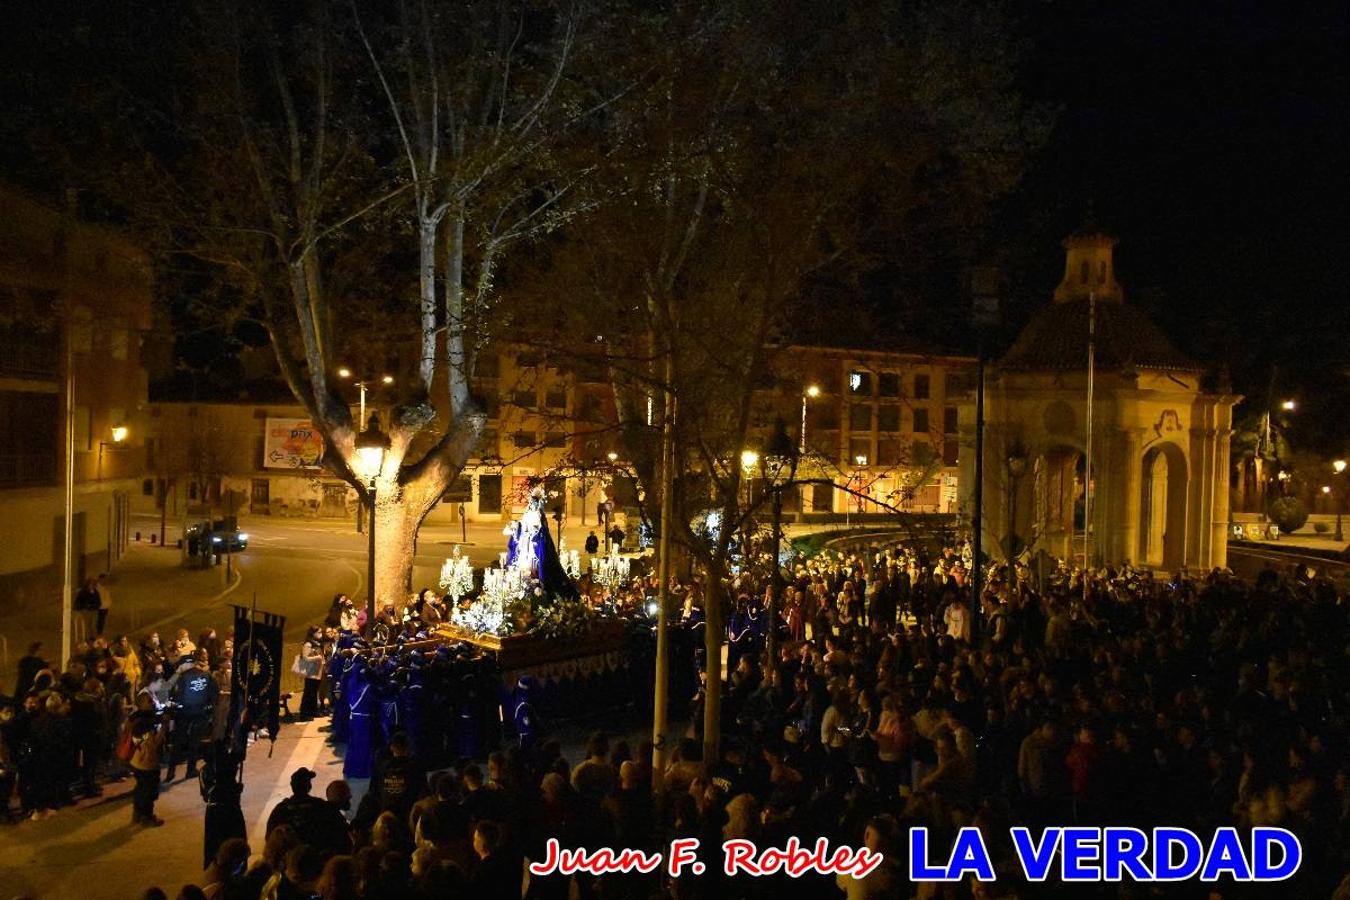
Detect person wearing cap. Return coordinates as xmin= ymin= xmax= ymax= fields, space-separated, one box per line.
xmin=264 ymin=767 xmax=351 ymax=858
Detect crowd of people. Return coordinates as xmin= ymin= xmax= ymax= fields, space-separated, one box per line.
xmin=6 ymin=534 xmax=1350 ymax=899
xmin=2 ymin=625 xmax=237 ymax=826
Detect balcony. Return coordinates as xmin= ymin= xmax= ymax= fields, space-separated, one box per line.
xmin=0 ymin=452 xmax=58 ymax=488
xmin=0 ymin=328 xmax=60 ymax=381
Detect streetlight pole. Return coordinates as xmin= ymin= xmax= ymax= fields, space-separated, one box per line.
xmin=339 ymin=368 xmax=393 ymax=535
xmin=355 ymin=414 xmax=390 ymax=636
xmin=800 ymin=385 xmax=820 ymax=455
xmin=1006 ymin=441 xmax=1027 ymax=565
xmin=762 ymin=418 xmax=797 ymax=668
xmin=651 ymin=353 xmax=676 ymax=794
xmin=1334 ymin=459 xmax=1346 ymax=542
xmin=62 ymin=322 xmax=75 ymax=665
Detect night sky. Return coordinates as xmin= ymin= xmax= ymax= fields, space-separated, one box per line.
xmin=1 ymin=1 xmax=1346 ymax=450
xmin=993 ymin=0 xmax=1349 ymax=453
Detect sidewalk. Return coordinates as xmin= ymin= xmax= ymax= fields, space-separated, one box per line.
xmin=0 ymin=717 xmax=354 ymax=900
xmin=1 ymin=544 xmax=236 ymax=691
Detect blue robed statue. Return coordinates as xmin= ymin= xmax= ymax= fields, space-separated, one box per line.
xmin=505 ymin=488 xmax=579 ymax=600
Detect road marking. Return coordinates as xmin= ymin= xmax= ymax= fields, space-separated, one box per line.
xmin=343 ymin=559 xmax=364 ymax=598
xmin=248 ymin=718 xmax=335 ymax=840
xmin=136 ymin=567 xmax=244 ymax=638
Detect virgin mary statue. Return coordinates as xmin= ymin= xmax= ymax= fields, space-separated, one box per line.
xmin=505 ymin=487 xmax=579 ymax=600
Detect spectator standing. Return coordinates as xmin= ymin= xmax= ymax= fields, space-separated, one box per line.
xmin=129 ymin=691 xmax=169 ymax=826
xmin=14 ymin=641 xmax=47 ymax=697
xmin=95 ymin=572 xmax=114 ymax=635
xmin=167 ymin=650 xmax=219 ymax=781
xmin=297 ymin=628 xmax=325 ymax=720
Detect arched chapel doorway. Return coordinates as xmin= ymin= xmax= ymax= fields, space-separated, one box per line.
xmin=1140 ymin=442 xmax=1188 ymax=569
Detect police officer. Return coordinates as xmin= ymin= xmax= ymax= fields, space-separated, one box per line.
xmin=167 ymin=650 xmax=218 ymax=781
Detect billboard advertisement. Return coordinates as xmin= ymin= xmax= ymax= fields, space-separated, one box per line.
xmin=264 ymin=417 xmax=324 ymax=469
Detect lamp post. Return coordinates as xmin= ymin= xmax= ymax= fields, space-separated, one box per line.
xmin=338 ymin=367 xmax=394 ymax=431
xmin=740 ymin=449 xmax=759 ymax=506
xmin=355 ymin=413 xmax=390 ymax=635
xmin=761 ymin=418 xmax=798 ymax=665
xmin=604 ymin=451 xmax=619 ymax=549
xmin=96 ymin=424 xmax=128 ymax=480
xmin=1334 ymin=459 xmax=1346 ymax=542
xmin=739 ymin=449 xmax=760 ymax=561
xmin=800 ymin=385 xmax=820 ymax=455
xmin=1005 ymin=441 xmax=1028 ymax=563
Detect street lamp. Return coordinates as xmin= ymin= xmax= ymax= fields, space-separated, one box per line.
xmin=1333 ymin=459 xmax=1347 ymax=542
xmin=1281 ymin=399 xmax=1296 ymax=412
xmin=800 ymin=384 xmax=821 ymax=454
xmin=1005 ymin=440 xmax=1029 ymax=563
xmin=355 ymin=413 xmax=390 ymax=635
xmin=338 ymin=367 xmax=395 ymax=432
xmin=97 ymin=423 xmax=129 ymax=480
xmin=760 ymin=418 xmax=798 ymax=663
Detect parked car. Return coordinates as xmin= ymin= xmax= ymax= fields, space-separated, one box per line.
xmin=186 ymin=519 xmax=249 ymax=555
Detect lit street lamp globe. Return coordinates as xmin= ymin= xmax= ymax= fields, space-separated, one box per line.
xmin=355 ymin=413 xmax=391 ymax=480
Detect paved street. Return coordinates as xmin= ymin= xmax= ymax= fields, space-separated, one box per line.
xmin=0 ymin=717 xmax=350 ymax=900
xmin=0 ymin=512 xmax=664 ymax=898
xmin=1 ymin=514 xmax=614 ymax=691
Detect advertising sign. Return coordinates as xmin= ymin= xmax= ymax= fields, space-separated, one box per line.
xmin=264 ymin=417 xmax=323 ymax=469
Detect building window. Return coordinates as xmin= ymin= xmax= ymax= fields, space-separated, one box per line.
xmin=1080 ymin=261 xmax=1090 ymax=283
xmin=877 ymin=439 xmax=903 ymax=467
xmin=0 ymin=390 xmax=60 ymax=487
xmin=877 ymin=405 xmax=900 ymax=433
xmin=441 ymin=474 xmax=472 ymax=503
xmin=512 ymin=430 xmax=535 ymax=449
xmin=849 ymin=438 xmax=871 ymax=465
xmin=878 ymin=373 xmax=900 ymax=397
xmin=477 ymin=474 xmax=503 ymax=514
xmin=848 ymin=370 xmax=872 ymax=395
xmin=578 ymin=394 xmax=602 ymax=422
xmin=849 ymin=404 xmax=872 ymax=432
xmin=545 ymin=389 xmax=567 ymax=411
xmin=511 ymin=390 xmax=535 ymax=409
xmin=1099 ymin=261 xmax=1107 ymax=284
xmin=142 ymin=478 xmax=155 ymax=496
xmin=543 ymin=432 xmax=566 ymax=449
xmin=912 ymin=408 xmax=929 ymax=434
xmin=944 ymin=406 xmax=958 ymax=434
xmin=942 ymin=438 xmax=959 ymax=467
xmin=811 ymin=404 xmax=840 ymax=430
xmin=913 ymin=374 xmax=930 ymax=400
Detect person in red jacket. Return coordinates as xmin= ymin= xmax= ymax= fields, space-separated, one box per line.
xmin=1066 ymin=723 xmax=1104 ymax=824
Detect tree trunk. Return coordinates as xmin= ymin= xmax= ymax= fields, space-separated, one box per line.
xmin=372 ymin=489 xmax=429 ymax=609
xmin=702 ymin=563 xmax=725 ymax=765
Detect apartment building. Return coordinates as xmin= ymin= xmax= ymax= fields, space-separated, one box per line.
xmin=0 ymin=184 xmax=152 ymax=606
